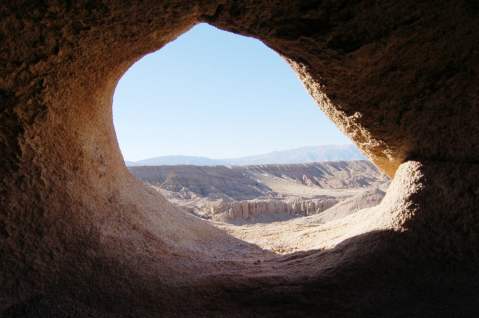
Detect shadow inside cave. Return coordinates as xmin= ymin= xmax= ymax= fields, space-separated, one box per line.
xmin=3 ymin=228 xmax=479 ymax=318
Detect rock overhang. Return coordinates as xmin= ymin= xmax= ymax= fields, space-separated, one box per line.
xmin=1 ymin=1 xmax=478 ymax=317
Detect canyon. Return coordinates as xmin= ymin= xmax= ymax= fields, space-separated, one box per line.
xmin=129 ymin=161 xmax=389 ymax=252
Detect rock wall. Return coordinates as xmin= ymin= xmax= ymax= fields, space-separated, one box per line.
xmin=1 ymin=1 xmax=478 ymax=317
xmin=210 ymin=197 xmax=339 ymax=222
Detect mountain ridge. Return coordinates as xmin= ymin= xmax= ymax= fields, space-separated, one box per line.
xmin=126 ymin=144 xmax=365 ymax=166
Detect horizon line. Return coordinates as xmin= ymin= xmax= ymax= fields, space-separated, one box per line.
xmin=124 ymin=143 xmax=357 ymax=163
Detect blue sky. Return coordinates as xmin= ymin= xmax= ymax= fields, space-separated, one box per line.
xmin=113 ymin=23 xmax=351 ymax=161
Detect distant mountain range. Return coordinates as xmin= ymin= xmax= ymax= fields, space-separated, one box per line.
xmin=125 ymin=155 xmax=218 ymax=167
xmin=125 ymin=144 xmax=366 ymax=167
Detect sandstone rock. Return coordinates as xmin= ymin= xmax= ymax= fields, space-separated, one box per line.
xmin=210 ymin=197 xmax=339 ymax=223
xmin=1 ymin=1 xmax=478 ymax=317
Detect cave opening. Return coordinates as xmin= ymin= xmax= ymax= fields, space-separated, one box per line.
xmin=112 ymin=23 xmax=388 ymax=255
xmin=4 ymin=2 xmax=478 ymax=316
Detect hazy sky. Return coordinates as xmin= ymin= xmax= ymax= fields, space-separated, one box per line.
xmin=113 ymin=23 xmax=351 ymax=161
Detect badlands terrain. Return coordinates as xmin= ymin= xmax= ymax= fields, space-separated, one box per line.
xmin=129 ymin=160 xmax=389 ymax=254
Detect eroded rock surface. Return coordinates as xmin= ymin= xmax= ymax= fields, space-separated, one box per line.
xmin=1 ymin=1 xmax=478 ymax=317
xmin=210 ymin=197 xmax=339 ymax=223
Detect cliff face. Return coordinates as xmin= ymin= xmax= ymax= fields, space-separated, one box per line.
xmin=210 ymin=197 xmax=339 ymax=223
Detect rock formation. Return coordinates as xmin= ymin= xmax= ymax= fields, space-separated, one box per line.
xmin=1 ymin=1 xmax=478 ymax=317
xmin=210 ymin=197 xmax=339 ymax=223
xmin=132 ymin=161 xmax=387 ymax=223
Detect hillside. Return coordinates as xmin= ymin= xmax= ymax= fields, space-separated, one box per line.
xmin=129 ymin=161 xmax=389 ymax=225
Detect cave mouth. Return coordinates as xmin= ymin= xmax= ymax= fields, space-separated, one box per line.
xmin=111 ymin=23 xmax=389 ymax=256
xmin=5 ymin=2 xmax=478 ymax=316
xmin=113 ymin=23 xmax=353 ymax=164
xmin=3 ymin=2 xmax=479 ymax=316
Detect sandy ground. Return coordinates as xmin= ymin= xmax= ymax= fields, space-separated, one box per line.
xmin=139 ymin=163 xmax=390 ymax=256
xmin=211 ymin=209 xmax=368 ymax=255
xmin=209 ymin=184 xmax=389 ymax=255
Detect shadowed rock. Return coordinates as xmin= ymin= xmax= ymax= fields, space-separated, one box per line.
xmin=1 ymin=1 xmax=478 ymax=317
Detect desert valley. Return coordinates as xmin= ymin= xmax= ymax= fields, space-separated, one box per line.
xmin=129 ymin=155 xmax=389 ymax=254
xmin=4 ymin=3 xmax=478 ymax=316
